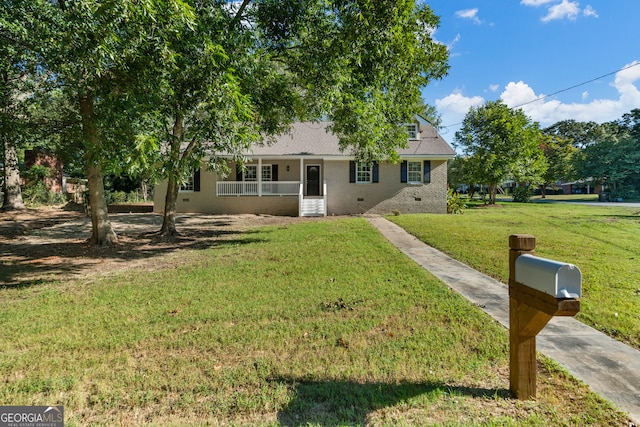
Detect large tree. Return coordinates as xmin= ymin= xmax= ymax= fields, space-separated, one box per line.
xmin=0 ymin=0 xmax=43 ymax=210
xmin=40 ymin=0 xmax=197 ymax=244
xmin=454 ymin=100 xmax=547 ymax=204
xmin=538 ymin=133 xmax=577 ymax=197
xmin=140 ymin=0 xmax=449 ymax=236
xmin=543 ymin=119 xmax=611 ymax=148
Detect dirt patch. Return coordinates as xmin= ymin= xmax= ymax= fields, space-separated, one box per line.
xmin=0 ymin=205 xmax=328 ymax=287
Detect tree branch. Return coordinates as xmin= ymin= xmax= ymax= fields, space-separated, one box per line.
xmin=231 ymin=0 xmax=252 ymax=26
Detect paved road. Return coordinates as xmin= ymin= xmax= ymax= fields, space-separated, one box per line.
xmin=367 ymin=216 xmax=640 ymax=425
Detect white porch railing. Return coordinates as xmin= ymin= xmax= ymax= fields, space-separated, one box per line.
xmin=217 ymin=181 xmax=299 ymax=196
xmin=299 ymin=180 xmax=327 ymax=217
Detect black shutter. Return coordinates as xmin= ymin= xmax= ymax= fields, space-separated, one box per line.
xmin=272 ymin=164 xmax=278 ymax=181
xmin=194 ymin=168 xmax=201 ymax=192
xmin=423 ymin=161 xmax=431 ymax=183
xmin=372 ymin=162 xmax=379 ymax=183
xmin=236 ymin=164 xmax=242 ymax=181
xmin=349 ymin=161 xmax=356 ymax=183
xmin=400 ymin=160 xmax=407 ymax=183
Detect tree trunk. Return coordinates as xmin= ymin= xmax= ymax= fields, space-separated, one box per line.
xmin=159 ymin=114 xmax=184 ymax=237
xmin=488 ymin=183 xmax=497 ymax=204
xmin=79 ymin=93 xmax=118 ymax=245
xmin=160 ymin=172 xmax=180 ymax=236
xmin=541 ymin=184 xmax=547 ymax=199
xmin=1 ymin=138 xmax=25 ymax=210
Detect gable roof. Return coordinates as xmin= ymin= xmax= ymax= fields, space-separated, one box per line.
xmin=248 ymin=121 xmax=455 ymax=158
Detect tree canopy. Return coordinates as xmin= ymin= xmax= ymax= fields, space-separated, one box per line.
xmin=132 ymin=0 xmax=450 ymax=236
xmin=3 ymin=0 xmax=449 ymax=242
xmin=454 ymin=100 xmax=547 ymax=204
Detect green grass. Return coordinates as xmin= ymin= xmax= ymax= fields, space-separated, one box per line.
xmin=388 ymin=203 xmax=640 ymax=349
xmin=0 ymin=218 xmax=630 ymax=425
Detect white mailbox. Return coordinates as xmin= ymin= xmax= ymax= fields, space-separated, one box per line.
xmin=515 ymin=254 xmax=582 ymax=299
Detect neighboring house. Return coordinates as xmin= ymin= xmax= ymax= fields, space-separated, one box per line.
xmin=153 ymin=118 xmax=455 ymax=216
xmin=23 ymin=148 xmax=64 ymax=193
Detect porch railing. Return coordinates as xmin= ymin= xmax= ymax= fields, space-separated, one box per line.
xmin=217 ymin=181 xmax=299 ymax=196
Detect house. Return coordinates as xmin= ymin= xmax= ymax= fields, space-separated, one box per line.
xmin=153 ymin=118 xmax=455 ymax=216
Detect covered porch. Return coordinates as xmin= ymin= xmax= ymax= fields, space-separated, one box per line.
xmin=215 ymin=157 xmax=327 ymax=217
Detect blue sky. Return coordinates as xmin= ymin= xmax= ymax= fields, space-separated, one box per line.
xmin=423 ymin=0 xmax=640 ymax=141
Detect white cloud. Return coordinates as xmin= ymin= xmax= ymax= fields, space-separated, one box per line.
xmin=498 ymin=61 xmax=640 ymax=126
xmin=520 ymin=0 xmax=556 ymax=5
xmin=436 ymin=91 xmax=485 ymax=116
xmin=455 ymin=8 xmax=482 ymax=24
xmin=489 ymin=84 xmax=500 ymax=92
xmin=522 ymin=0 xmax=597 ymax=22
xmin=583 ymin=5 xmax=599 ymax=18
xmin=434 ymin=61 xmax=640 ymax=136
xmin=581 ymin=91 xmax=589 ymax=100
xmin=447 ymin=33 xmax=461 ymax=51
xmin=542 ymin=0 xmax=580 ymax=22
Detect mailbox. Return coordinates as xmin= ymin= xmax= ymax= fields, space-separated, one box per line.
xmin=515 ymin=254 xmax=582 ymax=299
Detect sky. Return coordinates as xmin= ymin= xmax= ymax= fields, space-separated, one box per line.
xmin=422 ymin=0 xmax=640 ymax=143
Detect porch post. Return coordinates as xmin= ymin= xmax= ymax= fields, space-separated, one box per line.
xmin=258 ymin=158 xmax=262 ymax=197
xmin=300 ymin=158 xmax=304 ymax=194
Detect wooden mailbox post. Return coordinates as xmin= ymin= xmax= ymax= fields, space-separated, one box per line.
xmin=509 ymin=234 xmax=581 ymax=399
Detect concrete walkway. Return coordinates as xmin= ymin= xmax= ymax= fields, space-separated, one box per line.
xmin=366 ymin=216 xmax=640 ymax=424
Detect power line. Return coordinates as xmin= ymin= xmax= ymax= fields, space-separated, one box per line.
xmin=440 ymin=61 xmax=640 ymax=130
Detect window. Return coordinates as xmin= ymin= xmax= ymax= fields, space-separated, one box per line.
xmin=180 ymin=175 xmax=194 ymax=191
xmin=261 ymin=165 xmax=272 ymax=181
xmin=356 ymin=163 xmax=371 ymax=183
xmin=401 ymin=161 xmax=430 ymax=184
xmin=243 ymin=164 xmax=272 ymax=181
xmin=349 ymin=161 xmax=379 ymax=183
xmin=243 ymin=165 xmax=257 ymax=181
xmin=408 ymin=161 xmax=422 ymax=183
xmin=406 ymin=124 xmax=419 ymax=140
xmin=179 ymin=168 xmax=200 ymax=192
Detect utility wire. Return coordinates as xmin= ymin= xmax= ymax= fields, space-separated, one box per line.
xmin=440 ymin=61 xmax=640 ymax=129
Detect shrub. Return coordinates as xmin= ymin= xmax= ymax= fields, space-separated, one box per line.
xmin=511 ymin=186 xmax=533 ymax=203
xmin=447 ymin=188 xmax=467 ymax=214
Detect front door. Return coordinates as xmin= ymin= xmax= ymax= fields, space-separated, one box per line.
xmin=306 ymin=165 xmax=320 ymax=196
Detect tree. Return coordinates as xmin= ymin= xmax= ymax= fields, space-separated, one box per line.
xmin=447 ymin=156 xmax=482 ymax=198
xmin=39 ymin=1 xmax=197 ymax=244
xmin=543 ymin=119 xmax=610 ymax=148
xmin=140 ymin=0 xmax=449 ymax=236
xmin=538 ymin=133 xmax=577 ymax=197
xmin=0 ymin=0 xmax=43 ymax=210
xmin=574 ymin=137 xmax=640 ymax=198
xmin=454 ymin=100 xmax=547 ymax=204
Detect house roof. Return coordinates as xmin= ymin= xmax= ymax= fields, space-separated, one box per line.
xmin=247 ymin=121 xmax=455 ymax=158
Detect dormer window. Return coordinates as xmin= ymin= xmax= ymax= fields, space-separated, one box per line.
xmin=406 ymin=123 xmax=419 ymax=140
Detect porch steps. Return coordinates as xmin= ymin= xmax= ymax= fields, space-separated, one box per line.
xmin=300 ymin=198 xmax=325 ymax=217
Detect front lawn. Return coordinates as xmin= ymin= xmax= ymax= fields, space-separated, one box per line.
xmin=0 ymin=218 xmax=630 ymax=425
xmin=388 ymin=202 xmax=640 ymax=349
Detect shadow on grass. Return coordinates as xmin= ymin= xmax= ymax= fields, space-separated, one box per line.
xmin=0 ymin=212 xmax=269 ymax=288
xmin=272 ymin=376 xmax=510 ymax=426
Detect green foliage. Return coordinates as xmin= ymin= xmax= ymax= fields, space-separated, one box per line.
xmin=21 ymin=165 xmax=63 ymax=206
xmin=543 ymin=119 xmax=613 ymax=148
xmin=539 ymin=133 xmax=577 ymax=187
xmin=447 ymin=188 xmax=467 ymax=214
xmin=511 ymin=186 xmax=533 ymax=203
xmin=454 ymin=100 xmax=547 ymax=204
xmin=574 ymin=137 xmax=640 ymax=195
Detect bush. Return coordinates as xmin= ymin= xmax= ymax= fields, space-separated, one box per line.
xmin=511 ymin=186 xmax=533 ymax=203
xmin=22 ymin=165 xmax=63 ymax=206
xmin=110 ymin=191 xmax=128 ymax=204
xmin=447 ymin=188 xmax=467 ymax=214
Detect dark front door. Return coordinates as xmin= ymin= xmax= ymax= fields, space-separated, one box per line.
xmin=306 ymin=165 xmax=320 ymax=196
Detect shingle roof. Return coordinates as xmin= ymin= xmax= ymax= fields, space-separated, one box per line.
xmin=248 ymin=121 xmax=455 ymax=158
